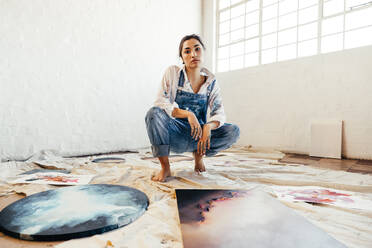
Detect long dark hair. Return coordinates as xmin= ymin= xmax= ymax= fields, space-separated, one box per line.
xmin=178 ymin=34 xmax=206 ymax=62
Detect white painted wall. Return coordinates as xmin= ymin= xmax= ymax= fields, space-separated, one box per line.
xmin=202 ymin=0 xmax=216 ymax=72
xmin=0 ymin=0 xmax=202 ymax=160
xmin=202 ymin=1 xmax=372 ymax=160
xmin=217 ymin=45 xmax=372 ymax=160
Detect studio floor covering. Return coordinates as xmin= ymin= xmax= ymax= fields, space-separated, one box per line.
xmin=0 ymin=145 xmax=371 ymax=248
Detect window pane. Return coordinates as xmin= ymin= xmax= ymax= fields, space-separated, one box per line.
xmin=278 ymin=12 xmax=297 ymax=30
xmin=218 ymin=58 xmax=229 ymax=72
xmin=299 ymin=5 xmax=318 ymax=25
xmin=230 ymin=55 xmax=244 ymax=70
xmin=345 ymin=26 xmax=372 ymax=49
xmin=246 ymin=24 xmax=259 ymax=38
xmin=218 ymin=46 xmax=230 ymax=59
xmin=231 ymin=3 xmax=245 ymax=18
xmin=279 ymin=0 xmax=298 ymax=16
xmin=263 ymin=0 xmax=277 ymax=7
xmin=298 ymin=39 xmax=317 ymax=57
xmin=245 ymin=52 xmax=259 ymax=67
xmin=299 ymin=0 xmax=318 ymax=9
xmin=298 ymin=22 xmax=318 ymax=41
xmin=231 ymin=28 xmax=244 ymax=41
xmin=278 ymin=44 xmax=296 ymax=61
xmin=219 ymin=33 xmax=230 ymax=46
xmin=230 ymin=41 xmax=245 ymax=56
xmin=231 ymin=0 xmax=243 ymax=5
xmin=323 ymin=0 xmax=344 ymax=17
xmin=346 ymin=0 xmax=371 ymax=9
xmin=220 ymin=9 xmax=230 ymax=22
xmin=321 ymin=33 xmax=343 ymax=53
xmin=322 ymin=16 xmax=343 ymax=36
xmin=262 ymin=48 xmax=277 ymax=64
xmin=262 ymin=19 xmax=278 ymax=34
xmin=278 ymin=27 xmax=297 ymax=46
xmin=246 ymin=10 xmax=259 ymax=26
xmin=219 ymin=21 xmax=230 ymax=34
xmin=345 ymin=7 xmax=372 ymax=30
xmin=219 ymin=0 xmax=230 ymax=10
xmin=231 ymin=16 xmax=245 ymax=30
xmin=245 ymin=38 xmax=259 ymax=53
xmin=262 ymin=33 xmax=277 ymax=49
xmin=263 ymin=4 xmax=278 ymax=21
xmin=246 ymin=0 xmax=260 ymax=11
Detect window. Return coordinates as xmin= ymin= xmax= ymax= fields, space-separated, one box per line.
xmin=216 ymin=0 xmax=372 ymax=72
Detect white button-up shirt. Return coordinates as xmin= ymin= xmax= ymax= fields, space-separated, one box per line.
xmin=154 ymin=65 xmax=226 ymax=128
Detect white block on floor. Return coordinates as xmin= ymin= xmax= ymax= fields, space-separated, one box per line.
xmin=310 ymin=120 xmax=342 ymax=159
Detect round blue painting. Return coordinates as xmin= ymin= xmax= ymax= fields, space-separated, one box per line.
xmin=0 ymin=184 xmax=149 ymax=241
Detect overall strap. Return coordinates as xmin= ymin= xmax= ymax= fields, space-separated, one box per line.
xmin=205 ymin=79 xmax=216 ymax=113
xmin=206 ymin=80 xmax=216 ymax=98
xmin=177 ymin=70 xmax=185 ymax=89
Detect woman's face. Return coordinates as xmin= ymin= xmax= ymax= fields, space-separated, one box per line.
xmin=181 ymin=38 xmax=204 ymax=69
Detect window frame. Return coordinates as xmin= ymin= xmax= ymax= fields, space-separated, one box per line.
xmin=216 ymin=0 xmax=372 ymax=72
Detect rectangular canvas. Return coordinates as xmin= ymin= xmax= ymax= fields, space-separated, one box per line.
xmin=310 ymin=120 xmax=342 ymax=159
xmin=9 ymin=172 xmax=94 ymax=185
xmin=175 ymin=189 xmax=347 ymax=248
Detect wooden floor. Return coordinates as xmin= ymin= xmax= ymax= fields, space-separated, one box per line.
xmin=279 ymin=154 xmax=372 ymax=174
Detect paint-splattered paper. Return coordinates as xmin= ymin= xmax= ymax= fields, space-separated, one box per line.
xmin=176 ymin=189 xmax=347 ymax=248
xmin=9 ymin=172 xmax=94 ymax=185
xmin=272 ymin=186 xmax=372 ymax=211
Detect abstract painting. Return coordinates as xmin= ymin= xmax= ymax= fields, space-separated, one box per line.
xmin=176 ymin=189 xmax=347 ymax=248
xmin=9 ymin=172 xmax=94 ymax=185
xmin=0 ymin=184 xmax=149 ymax=241
xmin=272 ymin=186 xmax=372 ymax=211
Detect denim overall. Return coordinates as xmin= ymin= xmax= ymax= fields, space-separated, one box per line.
xmin=145 ymin=70 xmax=240 ymax=157
xmin=175 ymin=70 xmax=215 ymax=126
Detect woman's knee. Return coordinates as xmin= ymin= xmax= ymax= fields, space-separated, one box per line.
xmin=234 ymin=124 xmax=240 ymax=136
xmin=145 ymin=107 xmax=167 ymax=123
xmin=223 ymin=124 xmax=240 ymax=142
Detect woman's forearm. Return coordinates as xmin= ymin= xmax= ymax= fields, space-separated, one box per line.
xmin=172 ymin=108 xmax=220 ymax=130
xmin=205 ymin=121 xmax=219 ymax=130
xmin=171 ymin=107 xmax=192 ymax=119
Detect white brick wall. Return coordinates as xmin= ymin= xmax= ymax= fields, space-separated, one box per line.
xmin=0 ymin=0 xmax=202 ymax=160
xmin=216 ymin=46 xmax=372 ymax=160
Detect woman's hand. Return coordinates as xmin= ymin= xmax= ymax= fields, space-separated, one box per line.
xmin=187 ymin=112 xmax=202 ymax=140
xmin=197 ymin=124 xmax=212 ymax=155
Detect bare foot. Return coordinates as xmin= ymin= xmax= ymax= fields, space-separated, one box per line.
xmin=194 ymin=161 xmax=206 ymax=173
xmin=152 ymin=168 xmax=171 ymax=182
xmin=193 ymin=152 xmax=206 ymax=173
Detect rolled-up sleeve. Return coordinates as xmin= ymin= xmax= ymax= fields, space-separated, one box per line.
xmin=154 ymin=67 xmax=179 ymax=118
xmin=208 ymin=81 xmax=226 ymax=128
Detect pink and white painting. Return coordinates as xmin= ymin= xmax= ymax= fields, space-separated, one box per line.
xmin=176 ymin=189 xmax=347 ymax=248
xmin=272 ymin=186 xmax=372 ymax=211
xmin=10 ymin=172 xmax=94 ymax=185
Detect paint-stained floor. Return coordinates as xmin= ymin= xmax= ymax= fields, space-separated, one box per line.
xmin=0 ymin=145 xmax=371 ymax=248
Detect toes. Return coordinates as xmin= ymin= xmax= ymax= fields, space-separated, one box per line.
xmin=152 ymin=173 xmax=167 ymax=182
xmin=152 ymin=175 xmax=161 ymax=181
xmin=194 ymin=165 xmax=206 ymax=173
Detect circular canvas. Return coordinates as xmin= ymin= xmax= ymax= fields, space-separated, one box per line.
xmin=0 ymin=184 xmax=149 ymax=241
xmin=91 ymin=157 xmax=126 ymax=163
